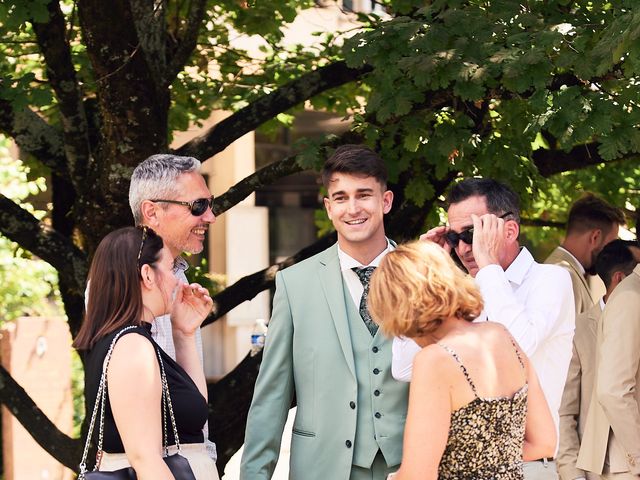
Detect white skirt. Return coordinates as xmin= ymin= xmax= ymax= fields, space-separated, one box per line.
xmin=99 ymin=443 xmax=220 ymax=480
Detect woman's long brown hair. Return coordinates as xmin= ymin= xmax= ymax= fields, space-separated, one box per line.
xmin=73 ymin=226 xmax=163 ymax=350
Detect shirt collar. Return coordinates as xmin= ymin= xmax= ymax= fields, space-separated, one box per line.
xmin=503 ymin=247 xmax=535 ymax=286
xmin=557 ymin=246 xmax=586 ymax=275
xmin=337 ymin=239 xmax=393 ymax=272
xmin=173 ymin=256 xmax=189 ymax=275
xmin=599 ymin=297 xmax=605 ymax=311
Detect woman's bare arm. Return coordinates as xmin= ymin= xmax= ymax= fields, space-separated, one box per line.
xmin=108 ymin=334 xmax=175 ymax=480
xmin=392 ymin=346 xmax=452 ymax=480
xmin=522 ymin=353 xmax=557 ymax=461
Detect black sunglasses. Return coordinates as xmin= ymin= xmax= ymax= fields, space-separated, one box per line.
xmin=445 ymin=211 xmax=514 ymax=248
xmin=151 ymin=197 xmax=214 ymax=216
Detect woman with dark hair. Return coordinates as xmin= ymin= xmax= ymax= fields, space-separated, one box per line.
xmin=74 ymin=226 xmax=218 ymax=479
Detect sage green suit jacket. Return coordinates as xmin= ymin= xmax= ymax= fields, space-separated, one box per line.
xmin=240 ymin=244 xmax=409 ymax=480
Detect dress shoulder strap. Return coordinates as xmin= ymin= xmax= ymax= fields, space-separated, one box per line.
xmin=437 ymin=342 xmax=478 ymax=398
xmin=510 ymin=338 xmax=526 ymax=373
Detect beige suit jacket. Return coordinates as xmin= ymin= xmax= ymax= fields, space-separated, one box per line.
xmin=545 ymin=247 xmax=596 ymax=315
xmin=557 ymin=302 xmax=602 ymax=480
xmin=577 ymin=265 xmax=640 ymax=475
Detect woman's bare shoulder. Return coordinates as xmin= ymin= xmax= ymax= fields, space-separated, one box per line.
xmin=414 ymin=343 xmax=459 ymax=378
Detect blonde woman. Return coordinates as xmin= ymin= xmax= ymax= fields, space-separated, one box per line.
xmin=369 ymin=241 xmax=556 ymax=480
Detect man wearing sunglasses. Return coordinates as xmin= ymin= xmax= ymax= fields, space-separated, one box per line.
xmin=392 ymin=178 xmax=575 ymax=480
xmin=128 ymin=153 xmax=218 ymax=462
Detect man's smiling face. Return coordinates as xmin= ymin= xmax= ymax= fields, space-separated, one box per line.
xmin=323 ymin=172 xmax=392 ymax=252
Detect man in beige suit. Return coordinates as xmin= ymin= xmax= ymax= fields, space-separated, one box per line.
xmin=545 ymin=194 xmax=624 ymax=315
xmin=577 ymin=240 xmax=640 ymax=479
xmin=558 ymin=240 xmax=640 ymax=480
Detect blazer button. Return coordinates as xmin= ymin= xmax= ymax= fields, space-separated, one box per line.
xmin=374 ymin=389 xmax=381 ymax=396
xmin=345 ymin=440 xmax=352 ymax=448
xmin=373 ymin=368 xmax=380 ymax=375
xmin=372 ymin=346 xmax=379 ymax=353
xmin=349 ymin=401 xmax=356 ymax=409
xmin=375 ymin=412 xmax=382 ymax=419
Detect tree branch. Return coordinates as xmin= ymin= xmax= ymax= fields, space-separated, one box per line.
xmin=533 ymin=143 xmax=640 ymax=177
xmin=213 ymin=155 xmax=302 ymax=216
xmin=520 ymin=218 xmax=565 ymax=228
xmin=174 ymin=61 xmax=372 ymax=160
xmin=0 ymin=194 xmax=87 ymax=294
xmin=0 ymin=364 xmax=80 ymax=470
xmin=31 ymin=0 xmax=92 ymax=187
xmin=130 ymin=0 xmax=167 ymax=85
xmin=0 ymin=97 xmax=67 ymax=175
xmin=208 ymin=352 xmax=262 ymax=471
xmin=212 ymin=130 xmax=364 ymax=215
xmin=165 ymin=0 xmax=207 ymax=85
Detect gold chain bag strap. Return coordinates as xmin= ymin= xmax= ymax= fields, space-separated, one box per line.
xmin=78 ymin=326 xmax=196 ymax=480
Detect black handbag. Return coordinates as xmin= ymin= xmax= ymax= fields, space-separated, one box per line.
xmin=78 ymin=326 xmax=197 ymax=480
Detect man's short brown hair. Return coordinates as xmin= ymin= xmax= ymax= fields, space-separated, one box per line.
xmin=566 ymin=193 xmax=625 ymax=235
xmin=321 ymin=144 xmax=388 ymax=189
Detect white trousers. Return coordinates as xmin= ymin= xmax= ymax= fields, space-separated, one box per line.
xmin=99 ymin=443 xmax=220 ymax=480
xmin=523 ymin=460 xmax=559 ymax=480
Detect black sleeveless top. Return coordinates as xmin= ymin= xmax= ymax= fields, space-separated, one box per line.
xmin=83 ymin=324 xmax=207 ymax=452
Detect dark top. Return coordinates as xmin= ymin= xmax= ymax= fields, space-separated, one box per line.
xmin=84 ymin=324 xmax=207 ymax=453
xmin=437 ymin=342 xmax=528 ymax=480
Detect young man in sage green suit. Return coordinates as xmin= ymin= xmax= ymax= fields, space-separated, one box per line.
xmin=240 ymin=145 xmax=409 ymax=480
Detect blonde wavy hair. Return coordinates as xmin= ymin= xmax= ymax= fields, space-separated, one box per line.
xmin=368 ymin=241 xmax=483 ymax=338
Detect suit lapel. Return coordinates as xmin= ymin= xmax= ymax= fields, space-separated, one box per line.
xmin=318 ymin=245 xmax=356 ymax=379
xmin=558 ymin=248 xmax=595 ymax=302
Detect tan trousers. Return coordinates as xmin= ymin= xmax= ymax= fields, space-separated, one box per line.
xmin=99 ymin=443 xmax=220 ymax=480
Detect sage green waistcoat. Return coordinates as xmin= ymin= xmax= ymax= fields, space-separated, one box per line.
xmin=344 ymin=281 xmax=407 ymax=469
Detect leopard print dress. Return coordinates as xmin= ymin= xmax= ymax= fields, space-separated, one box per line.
xmin=437 ymin=342 xmax=528 ymax=480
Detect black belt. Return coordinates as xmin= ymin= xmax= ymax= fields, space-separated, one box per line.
xmin=534 ymin=457 xmax=555 ymax=463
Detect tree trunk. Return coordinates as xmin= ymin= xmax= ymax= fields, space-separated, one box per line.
xmin=77 ymin=0 xmax=170 ymax=254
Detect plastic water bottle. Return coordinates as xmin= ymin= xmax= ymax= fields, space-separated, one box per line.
xmin=250 ymin=318 xmax=268 ymax=357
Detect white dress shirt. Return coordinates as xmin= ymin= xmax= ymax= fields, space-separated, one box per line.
xmin=392 ymin=247 xmax=575 ymax=439
xmin=337 ymin=240 xmax=394 ymax=308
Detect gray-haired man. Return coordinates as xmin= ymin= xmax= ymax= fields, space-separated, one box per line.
xmin=129 ymin=153 xmax=217 ymax=459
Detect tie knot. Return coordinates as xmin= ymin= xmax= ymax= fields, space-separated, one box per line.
xmin=352 ymin=266 xmax=376 ymax=286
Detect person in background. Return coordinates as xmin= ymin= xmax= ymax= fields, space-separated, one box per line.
xmin=129 ymin=153 xmax=218 ymax=461
xmin=558 ymin=240 xmax=640 ymax=480
xmin=372 ymin=241 xmax=556 ymax=480
xmin=545 ymin=194 xmax=625 ymax=315
xmin=576 ymin=240 xmax=640 ymax=479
